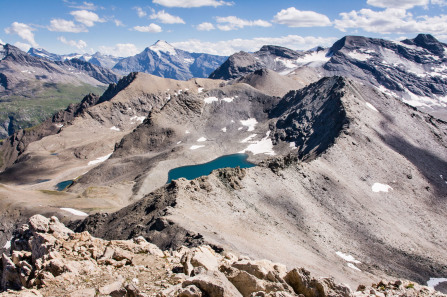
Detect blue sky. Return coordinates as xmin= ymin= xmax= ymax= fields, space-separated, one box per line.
xmin=1 ymin=0 xmax=447 ymax=56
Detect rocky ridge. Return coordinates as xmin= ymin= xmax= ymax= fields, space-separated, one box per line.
xmin=2 ymin=215 xmax=446 ymax=297
xmin=210 ymin=34 xmax=447 ymax=120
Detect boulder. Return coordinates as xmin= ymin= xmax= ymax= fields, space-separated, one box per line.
xmin=182 ymin=270 xmax=243 ymax=297
xmin=28 ymin=215 xmax=50 ymax=233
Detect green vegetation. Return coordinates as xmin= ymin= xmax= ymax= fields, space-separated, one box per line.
xmin=405 ymin=283 xmax=415 ymax=289
xmin=0 ymin=82 xmax=106 ymax=137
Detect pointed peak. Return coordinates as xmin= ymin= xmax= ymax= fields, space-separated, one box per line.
xmin=149 ymin=40 xmax=177 ymax=57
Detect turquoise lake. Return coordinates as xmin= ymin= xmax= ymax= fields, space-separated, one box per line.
xmin=166 ymin=153 xmax=255 ymax=183
xmin=56 ymin=180 xmax=73 ymax=191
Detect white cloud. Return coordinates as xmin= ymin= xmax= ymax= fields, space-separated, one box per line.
xmin=134 ymin=7 xmax=147 ymax=18
xmin=58 ymin=36 xmax=87 ymax=49
xmin=48 ymin=19 xmax=87 ymax=33
xmin=5 ymin=22 xmax=38 ymax=47
xmin=114 ymin=19 xmax=125 ymax=27
xmin=273 ymin=7 xmax=332 ymax=27
xmin=432 ymin=0 xmax=447 ymax=6
xmin=150 ymin=10 xmax=185 ymax=24
xmin=196 ymin=22 xmax=215 ymax=31
xmin=133 ymin=23 xmax=163 ymax=33
xmin=70 ymin=10 xmax=105 ymax=27
xmin=14 ymin=42 xmax=32 ymax=51
xmin=152 ymin=0 xmax=233 ymax=8
xmin=367 ymin=0 xmax=428 ymax=9
xmin=216 ymin=16 xmax=271 ymax=31
xmin=0 ymin=39 xmax=4 ymax=45
xmin=67 ymin=1 xmax=98 ymax=10
xmin=335 ymin=8 xmax=447 ymax=35
xmin=98 ymin=43 xmax=140 ymax=57
xmin=171 ymin=35 xmax=337 ymax=56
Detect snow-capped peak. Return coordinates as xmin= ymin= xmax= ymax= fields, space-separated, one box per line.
xmin=0 ymin=39 xmax=4 ymax=46
xmin=149 ymin=40 xmax=177 ymax=57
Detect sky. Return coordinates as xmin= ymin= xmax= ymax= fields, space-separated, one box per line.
xmin=1 ymin=0 xmax=447 ymax=57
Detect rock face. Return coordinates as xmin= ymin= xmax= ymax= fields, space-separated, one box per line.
xmin=113 ymin=40 xmax=227 ymax=80
xmin=4 ymin=215 xmax=444 ymax=296
xmin=211 ymin=34 xmax=447 ymax=121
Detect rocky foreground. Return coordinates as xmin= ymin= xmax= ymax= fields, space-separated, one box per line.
xmin=0 ymin=215 xmax=445 ymax=297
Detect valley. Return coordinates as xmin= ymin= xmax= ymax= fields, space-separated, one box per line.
xmin=0 ymin=33 xmax=447 ymax=296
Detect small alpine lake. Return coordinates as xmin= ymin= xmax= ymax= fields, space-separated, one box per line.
xmin=167 ymin=153 xmax=255 ymax=183
xmin=56 ymin=180 xmax=73 ymax=191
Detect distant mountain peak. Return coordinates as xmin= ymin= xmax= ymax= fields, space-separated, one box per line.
xmin=149 ymin=40 xmax=177 ymax=57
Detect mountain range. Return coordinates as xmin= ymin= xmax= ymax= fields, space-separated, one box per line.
xmin=211 ymin=34 xmax=447 ymax=121
xmin=1 ymin=34 xmax=447 ymax=295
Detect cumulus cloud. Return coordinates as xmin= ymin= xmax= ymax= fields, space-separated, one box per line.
xmin=14 ymin=42 xmax=32 ymax=51
xmin=98 ymin=43 xmax=140 ymax=57
xmin=70 ymin=10 xmax=105 ymax=27
xmin=216 ymin=16 xmax=271 ymax=31
xmin=152 ymin=0 xmax=233 ymax=8
xmin=150 ymin=10 xmax=185 ymax=24
xmin=5 ymin=22 xmax=38 ymax=47
xmin=133 ymin=23 xmax=163 ymax=33
xmin=171 ymin=35 xmax=337 ymax=56
xmin=58 ymin=36 xmax=87 ymax=49
xmin=48 ymin=19 xmax=87 ymax=32
xmin=273 ymin=7 xmax=332 ymax=27
xmin=367 ymin=0 xmax=428 ymax=9
xmin=334 ymin=8 xmax=447 ymax=35
xmin=196 ymin=22 xmax=215 ymax=31
xmin=134 ymin=7 xmax=147 ymax=18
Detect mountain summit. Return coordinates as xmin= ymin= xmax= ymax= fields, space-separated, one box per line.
xmin=113 ymin=40 xmax=227 ymax=80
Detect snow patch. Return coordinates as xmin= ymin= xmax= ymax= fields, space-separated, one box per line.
xmin=54 ymin=123 xmax=64 ymax=128
xmin=241 ymin=134 xmax=257 ymax=143
xmin=184 ymin=58 xmax=194 ymax=64
xmin=60 ymin=208 xmax=88 ymax=216
xmin=190 ymin=145 xmax=205 ymax=150
xmin=130 ymin=116 xmax=145 ymax=124
xmin=110 ymin=126 xmax=120 ymax=131
xmin=3 ymin=238 xmax=12 ymax=249
xmin=238 ymin=127 xmax=243 ymax=131
xmin=197 ymin=137 xmax=207 ymax=142
xmin=239 ymin=131 xmax=275 ymax=156
xmin=185 ymin=130 xmax=190 ymax=134
xmin=365 ymin=102 xmax=378 ymax=112
xmin=88 ymin=153 xmax=112 ymax=166
xmin=296 ymin=50 xmax=332 ymax=66
xmin=240 ymin=118 xmax=257 ymax=132
xmin=336 ymin=251 xmax=361 ymax=264
xmin=347 ymin=263 xmax=361 ymax=271
xmin=198 ymin=87 xmax=204 ymax=93
xmin=289 ymin=142 xmax=297 ymax=149
xmin=427 ymin=278 xmax=447 ymax=289
xmin=221 ymin=127 xmax=227 ymax=133
xmin=177 ymin=141 xmax=182 ymax=144
xmin=222 ymin=96 xmax=237 ymax=102
xmin=204 ymin=96 xmax=218 ymax=104
xmin=371 ymin=183 xmax=393 ymax=193
xmin=347 ymin=50 xmax=372 ymax=61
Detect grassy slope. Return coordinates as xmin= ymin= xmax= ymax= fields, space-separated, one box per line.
xmin=0 ymin=82 xmax=106 ymax=138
